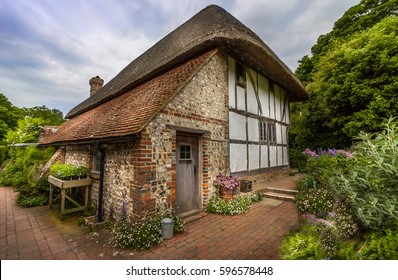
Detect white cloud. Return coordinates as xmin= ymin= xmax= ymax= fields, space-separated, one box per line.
xmin=0 ymin=0 xmax=361 ymax=116
xmin=230 ymin=0 xmax=360 ymax=70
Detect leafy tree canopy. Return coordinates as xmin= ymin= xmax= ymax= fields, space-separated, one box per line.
xmin=296 ymin=0 xmax=398 ymax=84
xmin=22 ymin=105 xmax=65 ymax=126
xmin=0 ymin=93 xmax=65 ymax=144
xmin=291 ymin=15 xmax=398 ymax=150
xmin=6 ymin=117 xmax=48 ymax=144
xmin=0 ymin=93 xmax=23 ymax=142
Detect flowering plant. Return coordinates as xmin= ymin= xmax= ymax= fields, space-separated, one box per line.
xmin=303 ymin=148 xmax=353 ymax=159
xmin=213 ymin=174 xmax=240 ymax=190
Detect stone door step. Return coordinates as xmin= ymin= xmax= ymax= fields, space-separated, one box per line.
xmin=178 ymin=210 xmax=207 ymax=224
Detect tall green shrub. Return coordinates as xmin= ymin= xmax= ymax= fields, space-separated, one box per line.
xmin=0 ymin=146 xmax=55 ymax=207
xmin=0 ymin=145 xmax=6 ymax=167
xmin=331 ymin=118 xmax=398 ymax=229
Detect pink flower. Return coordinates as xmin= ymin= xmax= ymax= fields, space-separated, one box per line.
xmin=213 ymin=174 xmax=240 ymax=190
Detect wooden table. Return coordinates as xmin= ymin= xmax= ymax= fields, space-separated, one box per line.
xmin=48 ymin=175 xmax=92 ymax=220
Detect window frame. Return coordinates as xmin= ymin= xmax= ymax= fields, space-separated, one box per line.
xmin=179 ymin=144 xmax=192 ymax=161
xmin=92 ymin=148 xmax=101 ymax=173
xmin=259 ymin=121 xmax=267 ymax=142
xmin=267 ymin=123 xmax=277 ymax=144
xmin=235 ymin=61 xmax=246 ymax=87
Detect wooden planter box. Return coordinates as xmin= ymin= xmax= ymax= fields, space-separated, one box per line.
xmin=240 ymin=180 xmax=253 ymax=193
xmin=48 ymin=175 xmax=92 ymax=220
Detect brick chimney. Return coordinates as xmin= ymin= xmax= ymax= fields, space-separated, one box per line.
xmin=89 ymin=76 xmax=104 ymax=96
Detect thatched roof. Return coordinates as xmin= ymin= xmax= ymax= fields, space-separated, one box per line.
xmin=40 ymin=50 xmax=216 ymax=145
xmin=66 ymin=4 xmax=307 ymax=119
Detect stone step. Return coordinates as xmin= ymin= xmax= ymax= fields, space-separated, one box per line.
xmin=178 ymin=210 xmax=207 ymax=224
xmin=263 ymin=192 xmax=296 ymax=202
xmin=264 ymin=187 xmax=299 ymax=195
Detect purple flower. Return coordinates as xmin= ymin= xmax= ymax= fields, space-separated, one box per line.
xmin=328 ymin=212 xmax=336 ymax=218
xmin=121 ymin=201 xmax=127 ymax=215
xmin=213 ymin=174 xmax=240 ymax=190
xmin=303 ymin=148 xmax=317 ymax=157
xmin=302 ymin=213 xmax=335 ymax=228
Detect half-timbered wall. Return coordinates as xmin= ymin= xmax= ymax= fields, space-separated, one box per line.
xmin=228 ymin=57 xmax=290 ymax=174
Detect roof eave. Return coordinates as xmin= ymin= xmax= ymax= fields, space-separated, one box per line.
xmin=39 ymin=134 xmax=141 ymax=147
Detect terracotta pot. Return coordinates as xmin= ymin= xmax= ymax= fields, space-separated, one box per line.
xmin=220 ymin=187 xmax=236 ymax=199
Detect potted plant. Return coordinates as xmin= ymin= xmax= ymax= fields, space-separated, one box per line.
xmin=213 ymin=174 xmax=240 ymax=199
xmin=76 ymin=165 xmax=89 ymax=179
xmin=49 ymin=163 xmax=89 ymax=180
xmin=49 ymin=162 xmax=70 ymax=180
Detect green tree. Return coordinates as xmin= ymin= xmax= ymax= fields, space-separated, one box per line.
xmin=0 ymin=93 xmax=23 ymax=143
xmin=6 ymin=117 xmax=47 ymax=144
xmin=296 ymin=0 xmax=398 ymax=84
xmin=291 ymin=15 xmax=398 ymax=150
xmin=23 ymin=105 xmax=65 ymax=126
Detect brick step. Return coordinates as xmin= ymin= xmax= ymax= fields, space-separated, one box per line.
xmin=263 ymin=192 xmax=296 ymax=202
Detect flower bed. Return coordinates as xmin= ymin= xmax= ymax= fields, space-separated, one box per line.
xmin=282 ymin=119 xmax=398 ymax=259
xmin=109 ymin=209 xmax=185 ymax=249
xmin=206 ymin=192 xmax=263 ymax=215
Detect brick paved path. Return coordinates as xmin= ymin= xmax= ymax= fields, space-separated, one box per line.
xmin=0 ymin=178 xmax=299 ymax=260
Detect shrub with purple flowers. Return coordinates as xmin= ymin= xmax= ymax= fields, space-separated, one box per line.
xmin=301 ymin=212 xmax=339 ymax=258
xmin=303 ymin=148 xmax=353 ymax=159
xmin=284 ymin=119 xmax=398 ymax=259
xmin=302 ymin=148 xmax=353 ymax=185
xmin=330 ymin=119 xmax=398 ymax=230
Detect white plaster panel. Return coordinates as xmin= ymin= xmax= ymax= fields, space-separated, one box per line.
xmin=247 ymin=69 xmax=258 ymax=114
xmin=285 ymin=98 xmax=290 ymax=125
xmin=249 ymin=144 xmax=260 ymax=171
xmin=281 ymin=125 xmax=287 ymax=144
xmin=258 ymin=75 xmax=269 ymax=117
xmin=237 ymin=86 xmax=245 ymax=111
xmin=260 ymin=145 xmax=269 ymax=168
xmin=269 ymin=91 xmax=275 ymax=119
xmin=283 ymin=146 xmax=288 ymax=166
xmin=229 ymin=112 xmax=246 ymax=141
xmin=228 ymin=57 xmax=236 ymax=108
xmin=230 ymin=143 xmax=247 ymax=172
xmin=269 ymin=146 xmax=277 ymax=167
xmin=248 ymin=117 xmax=259 ymax=142
xmin=276 ymin=123 xmax=282 ymax=144
xmin=275 ymin=87 xmax=281 ymax=121
xmin=277 ymin=146 xmax=283 ymax=166
xmin=280 ymin=90 xmax=285 ymax=122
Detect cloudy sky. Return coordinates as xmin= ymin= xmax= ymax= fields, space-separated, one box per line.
xmin=1 ymin=0 xmax=360 ymax=116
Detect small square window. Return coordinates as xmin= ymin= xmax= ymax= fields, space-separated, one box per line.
xmin=180 ymin=145 xmax=191 ymax=160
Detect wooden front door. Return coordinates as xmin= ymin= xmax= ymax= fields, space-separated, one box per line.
xmin=176 ymin=134 xmax=200 ymax=214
